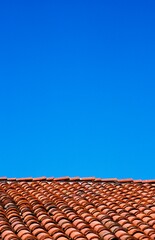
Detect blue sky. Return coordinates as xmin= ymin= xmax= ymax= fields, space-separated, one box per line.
xmin=0 ymin=0 xmax=155 ymax=179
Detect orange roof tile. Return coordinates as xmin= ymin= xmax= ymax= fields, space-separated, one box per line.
xmin=0 ymin=177 xmax=155 ymax=239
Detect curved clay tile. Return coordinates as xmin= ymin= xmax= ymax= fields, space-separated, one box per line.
xmin=0 ymin=177 xmax=155 ymax=239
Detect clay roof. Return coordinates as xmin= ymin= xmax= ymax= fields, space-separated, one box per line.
xmin=0 ymin=177 xmax=155 ymax=240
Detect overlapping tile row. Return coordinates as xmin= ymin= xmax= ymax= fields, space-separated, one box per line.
xmin=0 ymin=179 xmax=155 ymax=239
xmin=1 ymin=177 xmax=155 ymax=182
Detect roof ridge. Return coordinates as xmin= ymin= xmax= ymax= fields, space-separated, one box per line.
xmin=0 ymin=176 xmax=155 ymax=183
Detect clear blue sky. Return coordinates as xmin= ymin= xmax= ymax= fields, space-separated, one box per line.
xmin=0 ymin=1 xmax=155 ymax=179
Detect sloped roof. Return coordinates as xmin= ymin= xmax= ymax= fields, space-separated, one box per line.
xmin=0 ymin=177 xmax=155 ymax=240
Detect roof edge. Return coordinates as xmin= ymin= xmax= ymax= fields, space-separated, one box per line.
xmin=0 ymin=176 xmax=155 ymax=183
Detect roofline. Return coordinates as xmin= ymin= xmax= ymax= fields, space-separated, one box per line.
xmin=0 ymin=176 xmax=155 ymax=183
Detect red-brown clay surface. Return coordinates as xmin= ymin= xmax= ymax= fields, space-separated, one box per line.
xmin=0 ymin=177 xmax=155 ymax=239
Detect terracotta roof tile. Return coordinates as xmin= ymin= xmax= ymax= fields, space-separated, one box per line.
xmin=69 ymin=177 xmax=80 ymax=181
xmin=16 ymin=177 xmax=33 ymax=182
xmin=0 ymin=177 xmax=155 ymax=239
xmin=0 ymin=177 xmax=7 ymax=180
